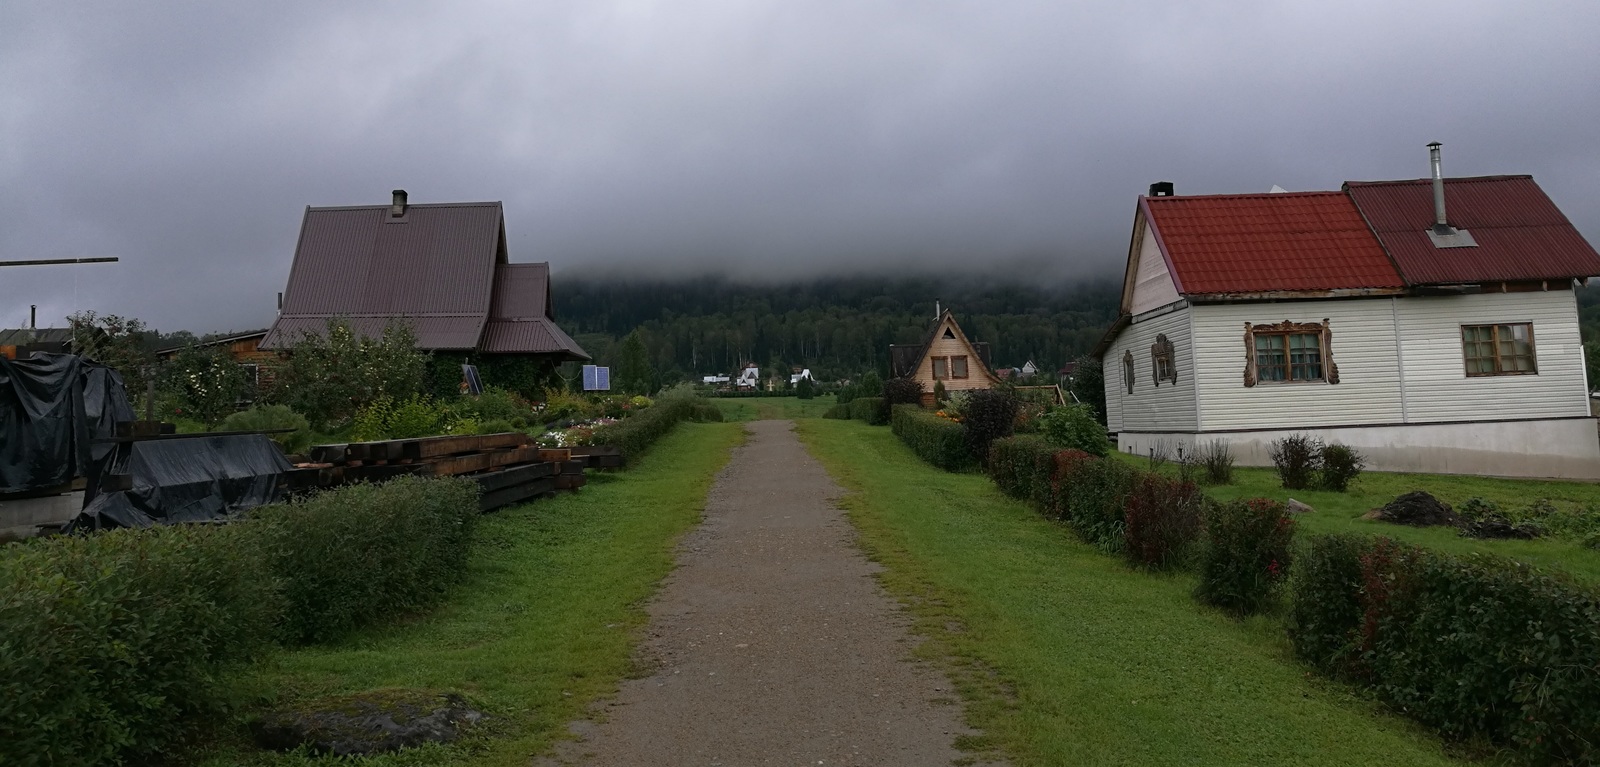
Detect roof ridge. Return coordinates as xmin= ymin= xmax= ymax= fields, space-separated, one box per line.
xmin=307 ymin=201 xmax=503 ymax=212
xmin=1144 ymin=190 xmax=1345 ymax=201
xmin=1344 ymin=174 xmax=1533 ymax=188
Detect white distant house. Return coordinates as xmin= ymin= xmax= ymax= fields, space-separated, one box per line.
xmin=736 ymin=364 xmax=761 ymax=389
xmin=702 ymin=374 xmax=731 ymax=385
xmin=790 ymin=368 xmax=814 ymax=385
xmin=1020 ymin=360 xmax=1040 ymax=378
xmin=1095 ymin=147 xmax=1600 ymax=479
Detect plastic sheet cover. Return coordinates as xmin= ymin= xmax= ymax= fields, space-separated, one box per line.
xmin=68 ymin=434 xmax=292 ymax=531
xmin=0 ymin=353 xmax=133 ymax=494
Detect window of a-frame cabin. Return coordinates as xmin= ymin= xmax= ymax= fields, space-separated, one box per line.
xmin=931 ymin=356 xmax=949 ymax=380
xmin=1150 ymin=334 xmax=1176 ymax=386
xmin=1122 ymin=350 xmax=1134 ymax=394
xmin=1242 ymin=319 xmax=1339 ymax=386
xmin=950 ymin=355 xmax=969 ymax=379
xmin=1461 ymin=323 xmax=1536 ymax=376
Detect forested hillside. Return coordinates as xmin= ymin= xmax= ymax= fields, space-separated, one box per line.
xmin=554 ymin=274 xmax=1121 ymax=382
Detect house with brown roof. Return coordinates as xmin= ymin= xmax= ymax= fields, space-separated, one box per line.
xmin=1097 ymin=145 xmax=1600 ymax=479
xmin=261 ymin=191 xmax=589 ymax=368
xmin=890 ymin=309 xmax=998 ymax=405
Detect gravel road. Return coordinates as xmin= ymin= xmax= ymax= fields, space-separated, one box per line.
xmin=536 ymin=420 xmax=1001 ymax=766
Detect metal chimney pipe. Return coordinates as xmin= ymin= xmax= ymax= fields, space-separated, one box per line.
xmin=30 ymin=304 xmax=36 ymax=330
xmin=1428 ymin=142 xmax=1447 ymax=229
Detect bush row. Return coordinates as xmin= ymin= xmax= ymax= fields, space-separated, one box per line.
xmin=591 ymin=393 xmax=719 ymax=460
xmin=0 ymin=476 xmax=479 ymax=766
xmin=847 ymin=396 xmax=888 ymax=425
xmin=890 ymin=404 xmax=971 ymax=470
xmin=1291 ymin=534 xmax=1600 ymax=763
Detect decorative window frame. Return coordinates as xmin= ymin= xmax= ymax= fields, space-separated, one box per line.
xmin=1242 ymin=319 xmax=1340 ymax=387
xmin=1123 ymin=350 xmax=1135 ymax=394
xmin=1150 ymin=333 xmax=1177 ymax=386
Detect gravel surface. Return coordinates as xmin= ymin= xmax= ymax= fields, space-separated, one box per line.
xmin=536 ymin=420 xmax=1002 ymax=766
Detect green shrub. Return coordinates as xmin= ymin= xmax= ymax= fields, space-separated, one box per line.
xmin=796 ymin=378 xmax=816 ymax=400
xmin=848 ymin=396 xmax=888 ymax=425
xmin=591 ymin=393 xmax=700 ymax=459
xmin=1123 ymin=473 xmax=1203 ymax=571
xmin=1195 ymin=498 xmax=1294 ymax=615
xmin=883 ymin=377 xmax=924 ymax=407
xmin=0 ymin=525 xmax=279 ymax=766
xmin=962 ymin=388 xmax=1018 ymax=466
xmin=478 ymin=418 xmax=515 ymax=435
xmin=251 ymin=475 xmax=478 ymax=644
xmin=351 ymin=394 xmax=448 ymax=441
xmin=1197 ymin=439 xmax=1235 ymax=485
xmin=1268 ymin=433 xmax=1321 ymax=490
xmin=217 ymin=404 xmax=313 ymax=454
xmin=159 ymin=343 xmax=253 ymax=426
xmin=987 ymin=436 xmax=1058 ymax=510
xmin=891 ymin=404 xmax=970 ymax=471
xmin=1317 ymin=442 xmax=1365 ymax=491
xmin=1056 ymin=455 xmax=1138 ymax=552
xmin=1289 ymin=535 xmax=1600 ymax=762
xmin=1037 ymin=403 xmax=1111 ymax=456
xmin=266 ymin=318 xmax=427 ymax=429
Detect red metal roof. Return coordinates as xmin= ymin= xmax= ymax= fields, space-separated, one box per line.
xmin=1143 ymin=192 xmax=1404 ymax=294
xmin=1344 ymin=176 xmax=1600 ymax=285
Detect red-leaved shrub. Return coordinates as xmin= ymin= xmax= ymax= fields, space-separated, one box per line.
xmin=1194 ymin=498 xmax=1294 ymax=615
xmin=1123 ymin=474 xmax=1202 ymax=570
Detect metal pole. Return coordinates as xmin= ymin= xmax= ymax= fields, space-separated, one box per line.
xmin=0 ymin=257 xmax=119 ymax=268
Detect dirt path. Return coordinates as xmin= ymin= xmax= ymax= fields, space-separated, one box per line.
xmin=536 ymin=420 xmax=1001 ymax=766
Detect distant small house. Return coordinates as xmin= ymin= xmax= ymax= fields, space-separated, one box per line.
xmin=702 ymin=374 xmax=731 ymax=385
xmin=1020 ymin=360 xmax=1039 ymax=378
xmin=0 ymin=328 xmax=74 ymax=360
xmin=1058 ymin=361 xmax=1079 ymax=380
xmin=889 ymin=309 xmax=998 ymax=406
xmin=790 ymin=367 xmax=814 ymax=385
xmin=154 ymin=330 xmax=274 ymax=397
xmin=736 ymin=364 xmax=761 ymax=389
xmin=261 ymin=191 xmax=589 ymax=368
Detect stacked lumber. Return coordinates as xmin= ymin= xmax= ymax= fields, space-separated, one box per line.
xmin=287 ymin=432 xmax=613 ymax=512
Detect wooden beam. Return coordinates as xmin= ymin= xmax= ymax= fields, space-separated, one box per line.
xmin=479 ymin=477 xmax=556 ymax=512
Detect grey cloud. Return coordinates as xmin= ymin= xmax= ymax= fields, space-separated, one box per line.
xmin=2 ymin=1 xmax=1597 ymax=333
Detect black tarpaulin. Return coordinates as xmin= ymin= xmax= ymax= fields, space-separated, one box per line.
xmin=0 ymin=353 xmax=133 ymax=494
xmin=68 ymin=434 xmax=292 ymax=531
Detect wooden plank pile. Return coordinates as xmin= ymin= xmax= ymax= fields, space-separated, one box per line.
xmin=286 ymin=432 xmax=617 ymax=512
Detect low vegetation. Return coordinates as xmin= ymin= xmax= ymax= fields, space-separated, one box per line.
xmin=889 ymin=403 xmax=970 ymax=470
xmin=798 ymin=419 xmax=1457 ymax=766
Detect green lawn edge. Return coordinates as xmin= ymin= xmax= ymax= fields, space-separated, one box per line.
xmin=194 ymin=421 xmax=744 ymax=766
xmin=796 ymin=418 xmax=1471 ymax=767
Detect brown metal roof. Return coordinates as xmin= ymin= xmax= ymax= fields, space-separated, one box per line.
xmin=479 ymin=263 xmax=590 ymax=359
xmin=1344 ymin=175 xmax=1600 ymax=285
xmin=262 ymin=202 xmax=506 ymax=350
xmin=487 ymin=263 xmax=550 ymax=320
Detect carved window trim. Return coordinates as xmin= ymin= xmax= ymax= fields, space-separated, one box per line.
xmin=1242 ymin=319 xmax=1339 ymax=387
xmin=1150 ymin=333 xmax=1177 ymax=386
xmin=1123 ymin=350 xmax=1135 ymax=394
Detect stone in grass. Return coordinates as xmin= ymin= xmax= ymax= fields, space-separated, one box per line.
xmin=1286 ymin=498 xmax=1315 ymax=515
xmin=251 ymin=689 xmax=485 ymax=756
xmin=1361 ymin=490 xmax=1459 ymax=527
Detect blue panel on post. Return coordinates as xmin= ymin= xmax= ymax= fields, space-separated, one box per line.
xmin=583 ymin=365 xmax=611 ymax=391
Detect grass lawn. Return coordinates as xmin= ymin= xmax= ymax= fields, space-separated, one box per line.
xmin=1118 ymin=453 xmax=1600 ymax=583
xmin=798 ymin=419 xmax=1468 ymax=767
xmin=194 ymin=421 xmax=743 ymax=766
xmin=710 ymin=394 xmax=837 ymax=422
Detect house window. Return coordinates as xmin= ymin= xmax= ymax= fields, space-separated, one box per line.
xmin=1150 ymin=334 xmax=1176 ymax=386
xmin=1462 ymin=323 xmax=1536 ymax=376
xmin=932 ymin=356 xmax=949 ymax=380
xmin=950 ymin=355 xmax=969 ymax=379
xmin=1123 ymin=350 xmax=1135 ymax=394
xmin=1242 ymin=319 xmax=1339 ymax=386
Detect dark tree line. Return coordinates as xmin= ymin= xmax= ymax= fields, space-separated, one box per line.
xmin=556 ymin=274 xmax=1121 ymax=382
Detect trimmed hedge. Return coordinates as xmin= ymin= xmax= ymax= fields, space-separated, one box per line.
xmin=988 ymin=436 xmax=1058 ymax=510
xmin=848 ymin=396 xmax=888 ymax=425
xmin=0 ymin=476 xmax=480 ymax=766
xmin=1123 ymin=473 xmax=1202 ymax=570
xmin=891 ymin=404 xmax=970 ymax=470
xmin=822 ymin=403 xmax=850 ymax=419
xmin=592 ymin=393 xmax=715 ymax=459
xmin=1194 ymin=498 xmax=1293 ymax=615
xmin=253 ymin=475 xmax=478 ymax=644
xmin=1290 ymin=534 xmax=1600 ymax=762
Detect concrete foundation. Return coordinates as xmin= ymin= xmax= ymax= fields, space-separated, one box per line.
xmin=0 ymin=491 xmax=83 ymax=539
xmin=1118 ymin=418 xmax=1600 ymax=480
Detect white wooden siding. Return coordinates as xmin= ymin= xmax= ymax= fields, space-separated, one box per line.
xmin=1396 ymin=289 xmax=1588 ymax=422
xmin=1130 ymin=226 xmax=1180 ymax=315
xmin=1104 ymin=307 xmax=1198 ymax=432
xmin=1191 ymin=299 xmax=1404 ymax=430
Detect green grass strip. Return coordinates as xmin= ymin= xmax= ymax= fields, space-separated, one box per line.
xmin=797 ymin=419 xmax=1464 ymax=767
xmin=197 ymin=421 xmax=744 ymax=766
xmin=710 ymin=395 xmax=838 ymax=422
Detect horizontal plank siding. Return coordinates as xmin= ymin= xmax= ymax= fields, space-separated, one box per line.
xmin=1191 ymin=300 xmax=1404 ymax=430
xmin=1397 ymin=289 xmax=1589 ymax=422
xmin=1104 ymin=308 xmax=1198 ymax=432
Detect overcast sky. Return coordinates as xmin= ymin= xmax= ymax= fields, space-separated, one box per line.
xmin=3 ymin=1 xmax=1597 ymax=334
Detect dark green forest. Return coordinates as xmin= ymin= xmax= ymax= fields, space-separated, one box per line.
xmin=554 ymin=275 xmax=1123 ymax=382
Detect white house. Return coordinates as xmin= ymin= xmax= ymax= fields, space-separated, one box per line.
xmin=735 ymin=364 xmax=761 ymax=389
xmin=1097 ymin=149 xmax=1600 ymax=479
xmin=789 ymin=368 xmax=814 ymax=385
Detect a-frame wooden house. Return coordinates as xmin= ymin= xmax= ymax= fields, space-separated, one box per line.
xmin=889 ymin=309 xmax=999 ymax=406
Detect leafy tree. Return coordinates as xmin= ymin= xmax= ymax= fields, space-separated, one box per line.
xmin=613 ymin=330 xmax=656 ymax=395
xmin=1067 ymin=355 xmax=1107 ymax=425
xmin=160 ymin=343 xmax=251 ymax=425
xmin=1586 ymin=341 xmax=1600 ymax=393
xmin=795 ymin=377 xmax=816 ymax=400
xmin=265 ymin=318 xmax=427 ymax=429
xmin=859 ymin=371 xmax=883 ymax=398
xmin=68 ymin=311 xmax=156 ymax=396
